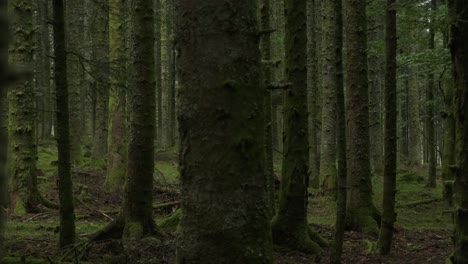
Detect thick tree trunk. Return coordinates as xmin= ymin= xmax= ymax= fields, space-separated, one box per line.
xmin=8 ymin=0 xmax=44 ymax=214
xmin=53 ymin=0 xmax=76 ymax=248
xmin=175 ymin=1 xmax=273 ymax=262
xmin=105 ymin=0 xmax=128 ymax=191
xmin=91 ymin=0 xmax=110 ymax=165
xmin=120 ymin=0 xmax=157 ymax=239
xmin=426 ymin=0 xmax=437 ymax=188
xmin=271 ymin=0 xmax=326 ymax=254
xmin=343 ymin=0 xmax=380 ymax=235
xmin=448 ymin=0 xmax=468 ymax=262
xmin=376 ymin=0 xmax=397 ymax=254
xmin=65 ymin=0 xmax=83 ymax=165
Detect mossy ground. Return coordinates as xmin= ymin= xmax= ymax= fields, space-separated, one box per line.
xmin=3 ymin=148 xmax=453 ymax=263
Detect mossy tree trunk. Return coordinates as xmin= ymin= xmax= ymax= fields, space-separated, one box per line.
xmin=448 ymin=0 xmax=468 ymax=262
xmin=162 ymin=0 xmax=175 ymax=149
xmin=259 ymin=0 xmax=276 ymax=218
xmin=105 ymin=0 xmax=127 ymax=191
xmin=121 ymin=0 xmax=157 ymax=239
xmin=65 ymin=0 xmax=83 ymax=166
xmin=155 ymin=0 xmax=162 ymax=147
xmin=426 ymin=0 xmax=437 ymax=188
xmin=330 ymin=1 xmax=345 ymax=262
xmin=8 ymin=0 xmax=43 ymax=214
xmin=307 ymin=0 xmax=319 ymax=189
xmin=91 ymin=0 xmax=110 ymax=166
xmin=175 ymin=0 xmax=273 ymax=262
xmin=38 ymin=0 xmax=52 ymax=140
xmin=53 ymin=0 xmax=76 ymax=248
xmin=319 ymin=0 xmax=340 ymax=192
xmin=0 ymin=0 xmax=7 ymax=256
xmin=343 ymin=0 xmax=380 ymax=235
xmin=376 ymin=0 xmax=397 ymax=254
xmin=271 ymin=0 xmax=325 ymax=254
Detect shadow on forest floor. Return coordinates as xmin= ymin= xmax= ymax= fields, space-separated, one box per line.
xmin=2 ymin=146 xmax=452 ymax=263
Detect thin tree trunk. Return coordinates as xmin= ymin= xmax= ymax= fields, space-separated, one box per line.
xmin=155 ymin=0 xmax=162 ymax=147
xmin=259 ymin=0 xmax=275 ymax=219
xmin=319 ymin=0 xmax=339 ymax=192
xmin=105 ymin=0 xmax=128 ymax=191
xmin=448 ymin=0 xmax=468 ymax=262
xmin=330 ymin=0 xmax=345 ymax=262
xmin=65 ymin=0 xmax=83 ymax=165
xmin=426 ymin=0 xmax=437 ymax=188
xmin=175 ymin=1 xmax=273 ymax=262
xmin=0 ymin=0 xmax=7 ymax=256
xmin=377 ymin=0 xmax=397 ymax=254
xmin=91 ymin=0 xmax=110 ymax=165
xmin=53 ymin=0 xmax=76 ymax=248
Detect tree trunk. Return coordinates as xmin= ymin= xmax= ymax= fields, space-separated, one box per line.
xmin=175 ymin=1 xmax=273 ymax=262
xmin=155 ymin=0 xmax=162 ymax=147
xmin=407 ymin=36 xmax=421 ymax=167
xmin=426 ymin=0 xmax=437 ymax=188
xmin=376 ymin=0 xmax=397 ymax=254
xmin=319 ymin=0 xmax=341 ymax=192
xmin=343 ymin=0 xmax=380 ymax=235
xmin=330 ymin=1 xmax=345 ymax=262
xmin=307 ymin=0 xmax=319 ymax=189
xmin=448 ymin=0 xmax=468 ymax=262
xmin=53 ymin=0 xmax=76 ymax=248
xmin=259 ymin=0 xmax=276 ymax=219
xmin=271 ymin=0 xmax=326 ymax=254
xmin=65 ymin=0 xmax=83 ymax=165
xmin=162 ymin=0 xmax=175 ymax=149
xmin=39 ymin=0 xmax=52 ymax=140
xmin=105 ymin=0 xmax=128 ymax=191
xmin=8 ymin=0 xmax=44 ymax=214
xmin=0 ymin=1 xmax=7 ymax=255
xmin=91 ymin=0 xmax=110 ymax=166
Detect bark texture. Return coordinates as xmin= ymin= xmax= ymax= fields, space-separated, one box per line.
xmin=105 ymin=0 xmax=128 ymax=191
xmin=319 ymin=0 xmax=340 ymax=191
xmin=8 ymin=0 xmax=42 ymax=214
xmin=448 ymin=0 xmax=468 ymax=262
xmin=343 ymin=0 xmax=380 ymax=235
xmin=377 ymin=0 xmax=397 ymax=254
xmin=53 ymin=0 xmax=76 ymax=248
xmin=259 ymin=0 xmax=275 ymax=218
xmin=175 ymin=0 xmax=273 ymax=262
xmin=0 ymin=0 xmax=7 ymax=256
xmin=271 ymin=0 xmax=325 ymax=254
xmin=121 ymin=0 xmax=157 ymax=239
xmin=65 ymin=0 xmax=83 ymax=165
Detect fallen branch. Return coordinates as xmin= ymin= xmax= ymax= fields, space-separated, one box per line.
xmin=75 ymin=197 xmax=114 ymax=221
xmin=397 ymin=198 xmax=441 ymax=208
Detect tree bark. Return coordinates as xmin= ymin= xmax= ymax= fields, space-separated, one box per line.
xmin=0 ymin=0 xmax=7 ymax=257
xmin=91 ymin=0 xmax=110 ymax=165
xmin=376 ymin=0 xmax=398 ymax=254
xmin=155 ymin=0 xmax=162 ymax=147
xmin=448 ymin=0 xmax=468 ymax=262
xmin=105 ymin=0 xmax=128 ymax=191
xmin=8 ymin=0 xmax=43 ymax=214
xmin=175 ymin=0 xmax=273 ymax=262
xmin=426 ymin=0 xmax=437 ymax=188
xmin=259 ymin=0 xmax=276 ymax=219
xmin=343 ymin=0 xmax=380 ymax=235
xmin=330 ymin=1 xmax=345 ymax=262
xmin=53 ymin=0 xmax=76 ymax=248
xmin=307 ymin=0 xmax=319 ymax=189
xmin=271 ymin=0 xmax=326 ymax=254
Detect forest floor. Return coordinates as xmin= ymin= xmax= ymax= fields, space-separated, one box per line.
xmin=2 ymin=145 xmax=453 ymax=263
